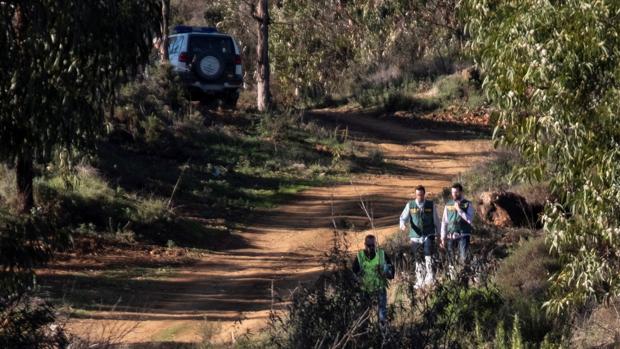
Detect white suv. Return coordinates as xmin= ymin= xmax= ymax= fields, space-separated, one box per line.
xmin=168 ymin=26 xmax=243 ymax=108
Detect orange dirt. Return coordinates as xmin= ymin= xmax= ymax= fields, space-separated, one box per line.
xmin=52 ymin=109 xmax=492 ymax=345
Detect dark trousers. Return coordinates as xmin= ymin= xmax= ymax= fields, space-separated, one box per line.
xmin=377 ymin=288 xmax=387 ymax=323
xmin=411 ymin=235 xmax=435 ymax=263
xmin=447 ymin=235 xmax=470 ymax=265
xmin=362 ymin=288 xmax=388 ymax=323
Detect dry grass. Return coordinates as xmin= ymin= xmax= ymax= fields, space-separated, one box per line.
xmin=571 ymin=298 xmax=620 ymax=348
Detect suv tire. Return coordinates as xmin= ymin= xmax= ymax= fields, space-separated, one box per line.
xmin=193 ymin=52 xmax=225 ymax=81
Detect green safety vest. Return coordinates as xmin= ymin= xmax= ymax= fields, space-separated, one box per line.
xmin=446 ymin=199 xmax=472 ymax=235
xmin=409 ymin=200 xmax=435 ymax=238
xmin=357 ymin=249 xmax=387 ymax=293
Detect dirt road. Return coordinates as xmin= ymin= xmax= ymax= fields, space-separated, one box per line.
xmin=65 ymin=109 xmax=492 ymax=345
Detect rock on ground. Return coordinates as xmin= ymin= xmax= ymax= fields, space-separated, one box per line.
xmin=477 ymin=191 xmax=540 ymax=228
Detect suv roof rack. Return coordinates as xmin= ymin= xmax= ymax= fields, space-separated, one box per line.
xmin=173 ymin=25 xmax=218 ymax=34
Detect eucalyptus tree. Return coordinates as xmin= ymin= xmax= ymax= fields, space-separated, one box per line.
xmin=0 ymin=1 xmax=161 ymax=213
xmin=464 ymin=0 xmax=620 ymax=313
xmin=205 ymin=0 xmax=462 ymax=102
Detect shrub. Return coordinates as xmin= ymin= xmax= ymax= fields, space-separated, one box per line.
xmin=0 ymin=296 xmax=67 ymax=349
xmin=269 ymin=232 xmax=383 ymax=348
xmin=111 ymin=64 xmax=189 ymax=149
xmin=465 ymin=0 xmax=620 ymax=313
xmin=433 ymin=73 xmax=484 ymax=110
xmin=459 ymin=150 xmax=523 ymax=195
xmin=495 ymin=237 xmax=558 ymax=302
xmin=494 ymin=237 xmax=564 ymax=345
xmin=33 ymin=165 xmax=173 ymax=245
xmin=0 ymin=213 xmax=69 ymax=348
xmin=411 ymin=282 xmax=504 ymax=346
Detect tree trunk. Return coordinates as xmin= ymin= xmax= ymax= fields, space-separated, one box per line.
xmin=13 ymin=5 xmax=34 ymax=214
xmin=16 ymin=152 xmax=34 ymax=214
xmin=160 ymin=0 xmax=170 ymax=63
xmin=256 ymin=0 xmax=270 ymax=112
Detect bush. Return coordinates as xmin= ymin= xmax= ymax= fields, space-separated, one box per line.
xmin=459 ymin=150 xmax=523 ymax=195
xmin=0 ymin=213 xmax=69 ymax=348
xmin=351 ymin=81 xmax=439 ymax=113
xmin=493 ymin=237 xmax=564 ymax=345
xmin=267 ymin=225 xmax=567 ymax=348
xmin=408 ymin=282 xmax=504 ymax=347
xmin=269 ymin=232 xmax=384 ymax=348
xmin=110 ymin=64 xmax=189 ymax=150
xmin=0 ymin=296 xmax=67 ymax=349
xmin=465 ymin=0 xmax=620 ymax=313
xmin=34 ymin=165 xmax=173 ymax=245
xmin=350 ymin=70 xmax=485 ymax=114
xmin=367 ymin=149 xmax=385 ymax=166
xmin=433 ymin=73 xmax=484 ymax=110
xmin=495 ymin=237 xmax=559 ymax=302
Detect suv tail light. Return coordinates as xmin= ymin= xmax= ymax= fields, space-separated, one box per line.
xmin=179 ymin=52 xmax=190 ymax=63
xmin=234 ymin=54 xmax=242 ymax=65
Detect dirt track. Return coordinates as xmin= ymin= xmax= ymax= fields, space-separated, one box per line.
xmin=66 ymin=108 xmax=492 ymax=345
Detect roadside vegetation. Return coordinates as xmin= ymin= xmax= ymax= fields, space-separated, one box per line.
xmin=2 ymin=0 xmax=620 ymax=348
xmin=1 ymin=63 xmax=356 ymax=329
xmin=188 ymin=151 xmax=565 ymax=348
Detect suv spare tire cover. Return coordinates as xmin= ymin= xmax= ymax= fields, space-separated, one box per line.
xmin=193 ymin=52 xmax=224 ymax=81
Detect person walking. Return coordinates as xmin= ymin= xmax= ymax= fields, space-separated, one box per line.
xmin=399 ymin=185 xmax=439 ymax=289
xmin=440 ymin=183 xmax=474 ymax=268
xmin=352 ymin=234 xmax=394 ymax=325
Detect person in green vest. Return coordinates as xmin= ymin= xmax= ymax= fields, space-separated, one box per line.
xmin=440 ymin=183 xmax=475 ymax=266
xmin=399 ymin=185 xmax=439 ymax=289
xmin=352 ymin=234 xmax=394 ymax=324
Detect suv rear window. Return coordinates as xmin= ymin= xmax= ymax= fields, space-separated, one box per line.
xmin=189 ymin=35 xmax=234 ymax=56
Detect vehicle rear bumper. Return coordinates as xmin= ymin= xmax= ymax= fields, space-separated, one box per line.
xmin=177 ymin=72 xmax=242 ymax=93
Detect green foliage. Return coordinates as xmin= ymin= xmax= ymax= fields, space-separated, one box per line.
xmin=433 ymin=73 xmax=485 ymax=109
xmin=464 ymin=0 xmax=620 ymax=313
xmin=495 ymin=237 xmax=558 ymax=302
xmin=459 ymin=151 xmax=521 ymax=194
xmin=112 ymin=64 xmax=190 ymax=149
xmin=352 ymin=81 xmax=440 ymax=112
xmin=32 ymin=165 xmax=179 ymax=246
xmin=272 ymin=0 xmax=464 ymax=99
xmin=351 ymin=71 xmax=485 ymax=114
xmin=418 ymin=282 xmax=504 ymax=345
xmin=495 ymin=320 xmax=508 ymax=349
xmin=0 ymin=212 xmax=69 ymax=348
xmin=0 ymin=1 xmax=160 ymax=164
xmin=511 ymin=314 xmax=523 ymax=349
xmin=268 ymin=233 xmax=383 ymax=348
xmin=204 ymin=0 xmax=462 ymax=101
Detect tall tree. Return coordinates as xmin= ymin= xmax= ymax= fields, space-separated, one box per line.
xmin=161 ymin=0 xmax=170 ymax=62
xmin=464 ymin=0 xmax=620 ymax=313
xmin=0 ymin=1 xmax=161 ymax=213
xmin=254 ymin=0 xmax=271 ymax=111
